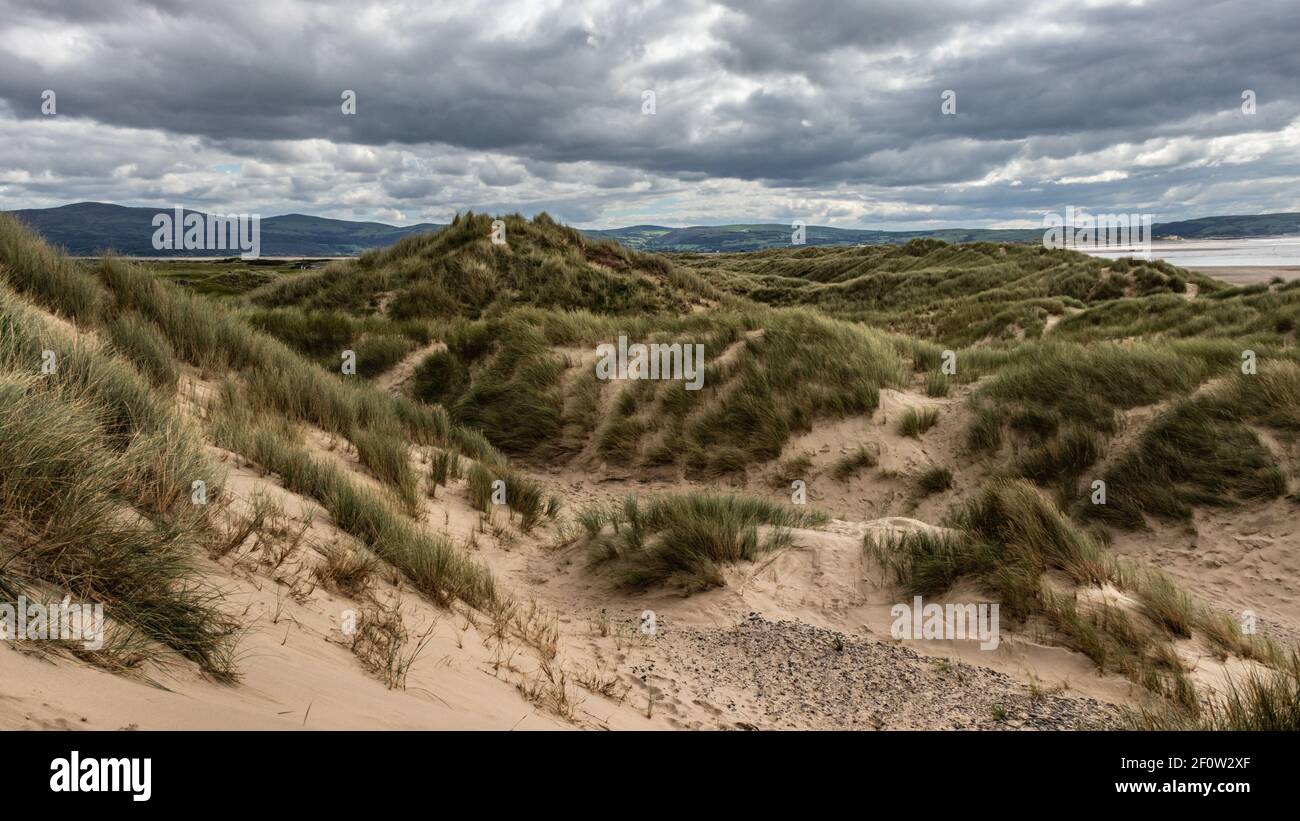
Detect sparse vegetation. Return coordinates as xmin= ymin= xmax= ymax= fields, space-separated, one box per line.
xmin=865 ymin=478 xmax=1289 ymax=704
xmin=209 ymin=403 xmax=496 ymax=608
xmin=1129 ymin=655 xmax=1300 ymax=730
xmin=314 ymin=539 xmax=379 ymax=596
xmin=769 ymin=453 xmax=815 ymax=488
xmin=832 ymin=445 xmax=877 ymax=480
xmin=349 ymin=596 xmax=434 ymax=690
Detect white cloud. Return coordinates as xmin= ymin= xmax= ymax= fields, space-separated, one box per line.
xmin=0 ymin=0 xmax=1297 ymax=228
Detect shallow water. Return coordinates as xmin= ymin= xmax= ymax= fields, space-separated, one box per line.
xmin=1082 ymin=235 xmax=1300 ymax=266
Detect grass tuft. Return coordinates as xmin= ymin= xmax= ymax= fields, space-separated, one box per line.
xmin=898 ymin=406 xmax=940 ymax=437
xmin=582 ymin=493 xmax=826 ymax=592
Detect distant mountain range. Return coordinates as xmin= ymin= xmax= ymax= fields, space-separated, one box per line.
xmin=8 ymin=202 xmax=1300 ymax=257
xmin=5 ymin=202 xmax=443 ymax=257
xmin=585 ymin=213 xmax=1300 ymax=250
xmin=583 ymin=223 xmax=1047 ymax=251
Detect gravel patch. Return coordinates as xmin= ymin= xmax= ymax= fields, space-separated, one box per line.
xmin=637 ymin=614 xmax=1121 ymax=730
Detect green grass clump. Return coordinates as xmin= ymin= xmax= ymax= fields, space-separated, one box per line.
xmin=870 ymin=481 xmax=1111 ymax=615
xmin=411 ymin=349 xmax=468 ymax=406
xmin=769 ymin=454 xmax=814 ymax=488
xmin=582 ymin=493 xmax=826 ymax=591
xmin=925 ymin=371 xmax=950 ymax=397
xmin=353 ymin=334 xmax=414 ymax=377
xmin=977 ymin=342 xmax=1212 ymax=436
xmin=705 ymin=445 xmax=751 ymax=477
xmin=464 ymin=460 xmax=555 ymax=531
xmin=352 ymin=428 xmax=419 ymax=511
xmin=953 ymin=480 xmax=1111 ymax=589
xmin=243 ymin=307 xmax=361 ymax=359
xmin=917 ymin=466 xmax=954 ymax=494
xmin=465 ymin=462 xmax=497 ymax=511
xmin=596 ymin=415 xmax=647 ymax=462
xmin=0 ymin=286 xmax=236 ymax=677
xmin=0 ymin=215 xmax=106 ymax=321
xmin=105 ymin=311 xmax=181 ymax=388
xmin=966 ymin=404 xmax=1004 ymax=453
xmin=898 ymin=406 xmax=940 ymax=437
xmin=427 ymin=449 xmax=460 ymax=497
xmin=0 ymin=373 xmax=238 ymax=676
xmin=1016 ymin=425 xmax=1105 ymax=487
xmin=1086 ymin=394 xmax=1287 ymax=528
xmin=1134 ymin=571 xmax=1196 ymax=638
xmin=867 ymin=528 xmax=969 ymax=597
xmin=685 ymin=312 xmax=902 ymax=461
xmin=447 ymin=323 xmax=565 ymax=455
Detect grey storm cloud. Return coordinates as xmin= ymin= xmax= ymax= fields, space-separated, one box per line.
xmin=0 ymin=0 xmax=1298 ymax=227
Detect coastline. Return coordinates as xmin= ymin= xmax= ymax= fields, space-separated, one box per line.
xmin=1192 ymin=265 xmax=1300 ymax=285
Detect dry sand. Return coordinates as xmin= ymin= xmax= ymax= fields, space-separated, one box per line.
xmin=6 ymin=306 xmax=1292 ymax=731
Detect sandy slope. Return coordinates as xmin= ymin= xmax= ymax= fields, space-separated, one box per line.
xmin=1108 ymin=499 xmax=1300 ymax=648
xmin=3 ymin=414 xmax=1136 ymax=729
xmin=1 ymin=449 xmax=652 ymax=731
xmin=7 ymin=308 xmax=1292 ymax=730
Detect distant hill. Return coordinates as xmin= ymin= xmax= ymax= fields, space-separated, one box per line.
xmin=1147 ymin=212 xmax=1300 ymax=239
xmin=587 ymin=214 xmax=1300 ymax=251
xmin=5 ymin=202 xmax=442 ymax=257
xmin=9 ymin=202 xmax=1300 ymax=256
xmin=585 ymin=223 xmax=1046 ymax=251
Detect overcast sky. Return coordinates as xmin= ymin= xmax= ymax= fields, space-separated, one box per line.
xmin=1 ymin=0 xmax=1298 ymax=229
